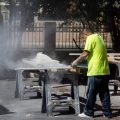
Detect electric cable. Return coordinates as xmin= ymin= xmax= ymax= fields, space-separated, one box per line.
xmin=72 ymin=38 xmax=87 ymax=104
xmin=72 ymin=38 xmax=82 ymax=52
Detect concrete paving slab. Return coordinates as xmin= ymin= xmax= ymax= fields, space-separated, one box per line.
xmin=0 ymin=79 xmax=120 ymax=120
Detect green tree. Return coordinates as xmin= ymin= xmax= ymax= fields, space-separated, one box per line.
xmin=3 ymin=0 xmax=120 ymax=51
xmin=66 ymin=0 xmax=120 ymax=52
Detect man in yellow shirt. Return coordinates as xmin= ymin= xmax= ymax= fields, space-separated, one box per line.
xmin=71 ymin=28 xmax=112 ymax=118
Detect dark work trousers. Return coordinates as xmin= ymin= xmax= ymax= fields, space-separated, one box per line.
xmin=84 ymin=75 xmax=112 ymax=117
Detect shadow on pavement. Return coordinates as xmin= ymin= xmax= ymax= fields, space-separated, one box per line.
xmin=0 ymin=105 xmax=15 ymax=115
xmin=80 ymin=97 xmax=120 ymax=118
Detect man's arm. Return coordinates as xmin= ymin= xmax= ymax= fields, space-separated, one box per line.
xmin=71 ymin=50 xmax=89 ymax=67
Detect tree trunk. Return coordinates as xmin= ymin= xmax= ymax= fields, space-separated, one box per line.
xmin=108 ymin=1 xmax=120 ymax=52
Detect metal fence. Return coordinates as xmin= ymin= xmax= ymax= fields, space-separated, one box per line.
xmin=7 ymin=21 xmax=113 ymax=51
xmin=56 ymin=22 xmax=112 ymax=50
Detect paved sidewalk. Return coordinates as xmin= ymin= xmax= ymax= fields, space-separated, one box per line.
xmin=0 ymin=79 xmax=120 ymax=120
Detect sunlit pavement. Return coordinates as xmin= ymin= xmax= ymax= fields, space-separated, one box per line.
xmin=0 ymin=79 xmax=120 ymax=120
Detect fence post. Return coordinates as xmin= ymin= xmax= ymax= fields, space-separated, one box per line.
xmin=44 ymin=22 xmax=56 ymax=57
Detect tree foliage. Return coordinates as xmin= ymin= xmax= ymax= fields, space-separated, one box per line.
xmin=1 ymin=0 xmax=120 ymax=51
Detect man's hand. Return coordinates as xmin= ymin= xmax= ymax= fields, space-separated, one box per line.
xmin=71 ymin=51 xmax=89 ymax=67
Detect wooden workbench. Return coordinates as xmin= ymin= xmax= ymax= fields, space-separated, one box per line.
xmin=15 ymin=65 xmax=83 ymax=117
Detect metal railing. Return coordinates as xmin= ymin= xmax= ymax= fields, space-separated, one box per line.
xmin=6 ymin=21 xmax=113 ymax=51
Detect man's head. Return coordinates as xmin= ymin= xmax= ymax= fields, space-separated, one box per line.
xmin=82 ymin=27 xmax=93 ymax=40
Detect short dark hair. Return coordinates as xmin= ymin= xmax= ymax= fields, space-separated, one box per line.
xmin=86 ymin=26 xmax=95 ymax=33
xmin=84 ymin=23 xmax=97 ymax=33
xmin=83 ymin=27 xmax=93 ymax=34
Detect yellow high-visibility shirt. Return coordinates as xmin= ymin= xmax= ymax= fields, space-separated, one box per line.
xmin=84 ymin=33 xmax=110 ymax=76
